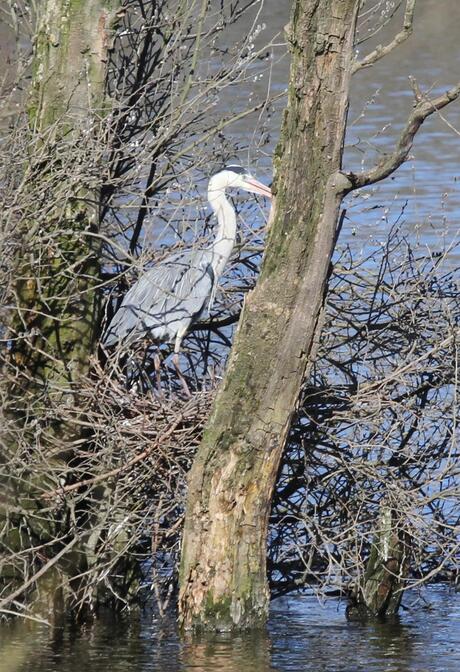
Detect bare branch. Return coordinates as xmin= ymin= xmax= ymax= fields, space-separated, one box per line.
xmin=344 ymin=81 xmax=460 ymax=191
xmin=352 ymin=0 xmax=416 ymax=74
xmin=40 ymin=398 xmax=199 ymax=500
xmin=0 ymin=536 xmax=78 ymax=611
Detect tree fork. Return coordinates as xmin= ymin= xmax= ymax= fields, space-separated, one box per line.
xmin=179 ymin=0 xmax=360 ymax=631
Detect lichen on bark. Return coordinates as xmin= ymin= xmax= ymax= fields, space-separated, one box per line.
xmin=179 ymin=0 xmax=361 ymax=631
xmin=1 ymin=0 xmax=120 ymax=618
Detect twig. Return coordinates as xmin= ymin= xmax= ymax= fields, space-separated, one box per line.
xmin=41 ymin=398 xmax=200 ymax=500
xmin=344 ymin=81 xmax=460 ymax=190
xmin=352 ymin=0 xmax=416 ymax=74
xmin=0 ymin=536 xmax=78 ymax=611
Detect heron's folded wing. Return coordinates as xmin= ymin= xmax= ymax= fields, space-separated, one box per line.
xmin=103 ymin=250 xmax=214 ymax=345
xmin=146 ymin=253 xmax=214 ymax=330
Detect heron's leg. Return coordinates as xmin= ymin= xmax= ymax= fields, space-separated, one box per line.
xmin=125 ymin=352 xmax=139 ymax=392
xmin=172 ymin=353 xmax=191 ymax=397
xmin=125 ymin=349 xmax=152 ymax=394
xmin=173 ymin=333 xmax=191 ymax=398
xmin=138 ymin=347 xmax=157 ymax=395
xmin=153 ymin=351 xmax=163 ymax=394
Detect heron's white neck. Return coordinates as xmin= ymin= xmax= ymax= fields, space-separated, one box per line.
xmin=207 ymin=186 xmax=237 ymax=279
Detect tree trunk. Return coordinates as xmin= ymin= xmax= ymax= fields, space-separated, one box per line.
xmin=179 ymin=0 xmax=360 ymax=631
xmin=348 ymin=507 xmax=410 ymax=619
xmin=29 ymin=0 xmax=119 ymax=130
xmin=1 ymin=0 xmax=119 ymax=617
xmin=7 ymin=0 xmax=119 ymax=463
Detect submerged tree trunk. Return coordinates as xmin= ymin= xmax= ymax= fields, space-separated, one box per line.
xmin=179 ymin=0 xmax=360 ymax=631
xmin=1 ymin=0 xmax=119 ymax=617
xmin=348 ymin=507 xmax=410 ymax=618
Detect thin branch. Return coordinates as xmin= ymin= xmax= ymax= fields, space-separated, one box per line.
xmin=0 ymin=536 xmax=78 ymax=611
xmin=344 ymin=81 xmax=460 ymax=190
xmin=352 ymin=0 xmax=416 ymax=74
xmin=0 ymin=608 xmax=51 ymax=625
xmin=40 ymin=397 xmax=200 ymax=500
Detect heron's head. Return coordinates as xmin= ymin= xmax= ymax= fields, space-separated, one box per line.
xmin=208 ymin=165 xmax=272 ymax=199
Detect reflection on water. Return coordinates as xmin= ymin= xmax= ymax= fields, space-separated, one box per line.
xmin=0 ymin=586 xmax=458 ymax=672
xmin=180 ymin=630 xmax=276 ymax=672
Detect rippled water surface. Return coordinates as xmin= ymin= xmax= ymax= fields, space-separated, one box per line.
xmin=0 ymin=587 xmax=459 ymax=672
xmin=224 ymin=0 xmax=460 ymax=260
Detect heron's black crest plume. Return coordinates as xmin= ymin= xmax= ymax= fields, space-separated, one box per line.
xmin=213 ymin=165 xmax=247 ymax=176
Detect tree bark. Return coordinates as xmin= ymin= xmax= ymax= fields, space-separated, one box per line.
xmin=348 ymin=507 xmax=410 ymax=619
xmin=7 ymin=0 xmax=120 ymax=426
xmin=29 ymin=0 xmax=119 ymax=130
xmin=1 ymin=0 xmax=119 ymax=617
xmin=179 ymin=0 xmax=360 ymax=631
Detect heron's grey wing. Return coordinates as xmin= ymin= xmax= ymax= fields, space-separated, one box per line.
xmin=103 ymin=249 xmax=214 ymax=346
xmin=162 ymin=249 xmax=216 ymax=328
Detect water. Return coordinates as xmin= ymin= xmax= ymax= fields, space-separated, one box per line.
xmin=222 ymin=0 xmax=460 ymax=259
xmin=0 ymin=586 xmax=459 ymax=671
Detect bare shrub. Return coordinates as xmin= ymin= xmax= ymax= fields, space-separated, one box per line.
xmin=0 ymin=0 xmax=458 ymax=621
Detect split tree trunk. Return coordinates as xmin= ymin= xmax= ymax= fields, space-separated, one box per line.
xmin=1 ymin=0 xmax=119 ymax=617
xmin=179 ymin=0 xmax=360 ymax=631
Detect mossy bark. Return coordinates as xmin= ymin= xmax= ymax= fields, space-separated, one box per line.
xmin=2 ymin=0 xmax=119 ymax=617
xmin=29 ymin=0 xmax=120 ymax=130
xmin=8 ymin=0 xmax=119 ymax=457
xmin=349 ymin=507 xmax=410 ymax=618
xmin=179 ymin=0 xmax=360 ymax=631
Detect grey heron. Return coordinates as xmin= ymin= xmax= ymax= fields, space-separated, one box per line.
xmin=102 ymin=165 xmax=272 ymax=392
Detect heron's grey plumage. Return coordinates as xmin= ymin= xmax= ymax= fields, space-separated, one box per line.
xmin=103 ymin=248 xmax=215 ymax=347
xmin=102 ymin=166 xmax=271 ymax=355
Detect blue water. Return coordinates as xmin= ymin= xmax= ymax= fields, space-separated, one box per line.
xmin=0 ymin=586 xmax=458 ymax=671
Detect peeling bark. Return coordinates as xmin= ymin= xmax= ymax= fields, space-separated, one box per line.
xmin=179 ymin=0 xmax=360 ymax=631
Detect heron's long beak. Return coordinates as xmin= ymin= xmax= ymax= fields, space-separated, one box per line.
xmin=244 ymin=178 xmax=272 ymax=199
